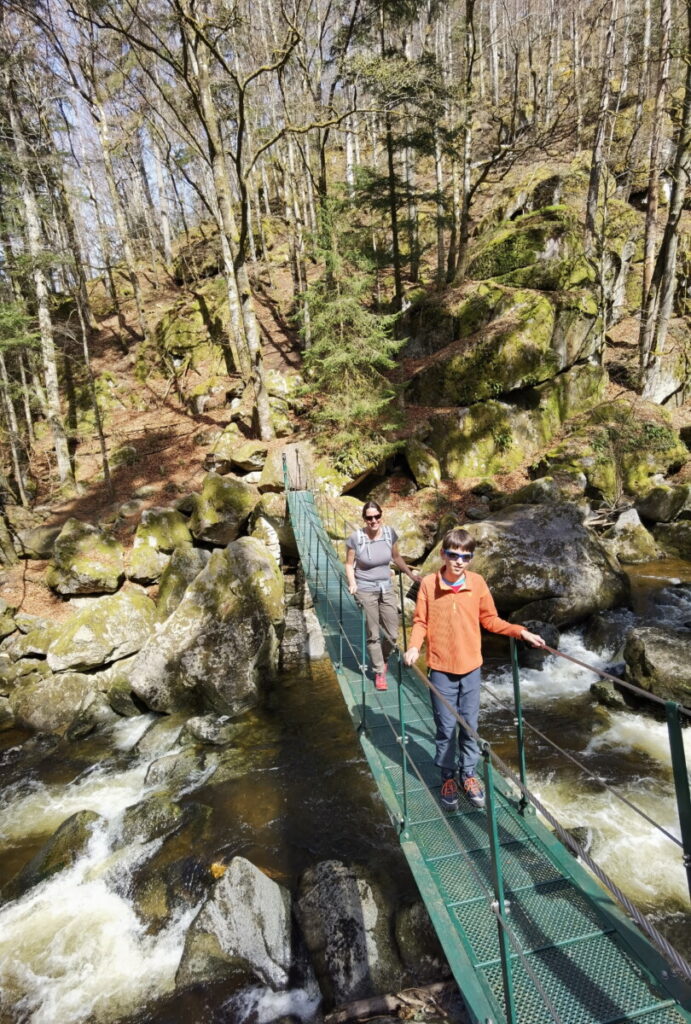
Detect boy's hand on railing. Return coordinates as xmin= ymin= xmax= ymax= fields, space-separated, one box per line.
xmin=403 ymin=646 xmax=419 ymax=666
xmin=520 ymin=629 xmax=546 ymax=648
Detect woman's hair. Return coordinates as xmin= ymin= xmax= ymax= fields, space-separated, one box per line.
xmin=442 ymin=527 xmax=476 ymax=552
xmin=362 ymin=500 xmax=383 ymax=519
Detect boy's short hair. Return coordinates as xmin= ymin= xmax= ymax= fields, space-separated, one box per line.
xmin=442 ymin=528 xmax=476 ymax=553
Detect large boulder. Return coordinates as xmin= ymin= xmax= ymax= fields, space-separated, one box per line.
xmin=408 ymin=284 xmax=599 ymax=407
xmin=9 ymin=671 xmax=97 ymax=734
xmin=602 ymin=508 xmax=663 ymax=564
xmin=176 ymin=856 xmax=294 ymax=991
xmin=424 ymin=363 xmax=605 ymax=479
xmin=404 ymin=439 xmax=441 ymax=489
xmin=126 ymin=507 xmax=193 ymax=584
xmin=653 ymin=521 xmax=691 ymax=560
xmin=188 ymin=473 xmax=259 ymax=545
xmin=250 ymin=492 xmax=297 ymax=561
xmin=14 ymin=524 xmax=62 ymax=560
xmin=295 ymin=860 xmax=405 ymax=1008
xmin=129 ymin=536 xmax=284 ymax=714
xmin=46 ymin=518 xmax=125 ymax=595
xmin=156 ymin=545 xmax=211 ymax=620
xmin=419 ymin=503 xmax=629 ymax=626
xmin=636 ymin=484 xmax=691 ymax=523
xmin=623 ymin=626 xmax=691 ymax=704
xmin=46 ymin=589 xmax=156 ymax=672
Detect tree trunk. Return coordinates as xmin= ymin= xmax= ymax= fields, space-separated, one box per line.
xmin=584 ymin=0 xmax=618 ymax=250
xmin=5 ymin=78 xmax=74 ymax=486
xmin=639 ymin=0 xmax=691 ymax=399
xmin=0 ymin=352 xmax=29 ymax=506
xmin=641 ymin=0 xmax=672 ymax=304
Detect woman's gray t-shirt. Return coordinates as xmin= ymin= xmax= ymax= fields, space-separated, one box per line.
xmin=346 ymin=527 xmax=398 ymax=592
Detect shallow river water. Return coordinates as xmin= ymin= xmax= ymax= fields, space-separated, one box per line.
xmin=0 ymin=559 xmax=690 ymax=1023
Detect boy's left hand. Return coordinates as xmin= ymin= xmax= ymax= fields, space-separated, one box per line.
xmin=520 ymin=629 xmax=546 ymax=648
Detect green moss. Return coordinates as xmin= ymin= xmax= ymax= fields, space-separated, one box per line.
xmin=467 ymin=207 xmax=577 ymax=280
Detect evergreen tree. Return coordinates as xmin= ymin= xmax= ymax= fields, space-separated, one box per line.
xmin=302 ymin=201 xmax=403 ymax=474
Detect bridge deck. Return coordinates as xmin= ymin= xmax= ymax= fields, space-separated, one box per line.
xmin=287 ymin=488 xmax=691 ymax=1024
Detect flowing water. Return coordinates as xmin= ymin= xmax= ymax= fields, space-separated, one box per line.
xmin=0 ymin=560 xmax=690 ymax=1022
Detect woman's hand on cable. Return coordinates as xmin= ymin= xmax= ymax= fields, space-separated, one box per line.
xmin=409 ymin=570 xmax=423 ymax=584
xmin=403 ymin=646 xmax=419 ymax=667
xmin=520 ymin=629 xmax=546 ymax=648
xmin=348 ymin=580 xmax=358 ymax=595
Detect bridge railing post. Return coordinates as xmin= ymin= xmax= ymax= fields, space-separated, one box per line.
xmin=666 ymin=700 xmax=691 ymax=900
xmin=337 ymin=575 xmax=344 ymax=668
xmin=482 ymin=741 xmax=517 ymax=1024
xmin=509 ymin=638 xmax=529 ymax=813
xmin=359 ymin=603 xmax=368 ymax=733
xmin=396 ymin=650 xmax=409 ymax=829
xmin=398 ymin=570 xmax=408 ymax=652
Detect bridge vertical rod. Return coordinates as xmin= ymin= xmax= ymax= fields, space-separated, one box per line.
xmin=359 ymin=604 xmax=368 ymax=733
xmin=666 ymin=701 xmax=691 ymax=900
xmin=483 ymin=743 xmax=517 ymax=1024
xmin=338 ymin=574 xmax=344 ymax=668
xmin=510 ymin=639 xmax=528 ymax=813
xmin=398 ymin=570 xmax=408 ymax=651
xmin=397 ymin=651 xmax=408 ymax=828
xmin=324 ymin=537 xmax=330 ymax=629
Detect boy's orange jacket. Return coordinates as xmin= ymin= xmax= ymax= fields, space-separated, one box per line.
xmin=409 ymin=570 xmax=524 ymax=675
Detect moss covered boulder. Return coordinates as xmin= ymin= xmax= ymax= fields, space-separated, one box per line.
xmin=653 ymin=521 xmax=691 ymax=560
xmin=156 ymin=545 xmax=211 ymax=621
xmin=189 ymin=472 xmax=259 ymax=545
xmin=424 ymin=363 xmax=605 ymax=480
xmin=602 ymin=509 xmax=663 ymax=564
xmin=46 ymin=589 xmax=156 ymax=672
xmin=127 ymin=507 xmax=192 ymax=583
xmin=405 ymin=439 xmax=441 ymax=488
xmin=250 ymin=492 xmax=297 ymax=562
xmin=10 ymin=671 xmax=97 ymax=734
xmin=409 ymin=285 xmax=598 ymax=407
xmin=153 ymin=277 xmax=230 ymax=371
xmin=537 ymin=402 xmax=687 ymax=501
xmin=46 ymin=518 xmax=125 ymax=595
xmin=636 ymin=483 xmax=691 ymax=523
xmin=466 ymin=206 xmax=588 ymax=285
xmin=129 ymin=536 xmax=284 ymax=715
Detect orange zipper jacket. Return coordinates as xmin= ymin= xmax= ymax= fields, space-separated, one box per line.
xmin=409 ymin=570 xmax=524 ymax=675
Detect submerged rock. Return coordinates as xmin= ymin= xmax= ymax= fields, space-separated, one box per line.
xmin=176 ymin=856 xmax=294 ymax=992
xmin=129 ymin=537 xmax=284 ymax=715
xmin=4 ymin=810 xmax=103 ymax=899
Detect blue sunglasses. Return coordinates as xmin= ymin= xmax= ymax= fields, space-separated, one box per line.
xmin=443 ymin=549 xmax=473 ymax=563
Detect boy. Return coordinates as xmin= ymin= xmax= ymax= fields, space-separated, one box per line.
xmin=403 ymin=528 xmax=545 ymax=811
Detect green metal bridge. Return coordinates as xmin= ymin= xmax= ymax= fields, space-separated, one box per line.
xmin=283 ymin=461 xmax=691 ymax=1024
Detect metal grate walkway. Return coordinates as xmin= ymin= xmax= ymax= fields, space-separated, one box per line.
xmin=286 ymin=486 xmax=691 ymax=1024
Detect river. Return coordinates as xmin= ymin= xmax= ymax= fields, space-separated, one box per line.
xmin=0 ymin=560 xmax=689 ymax=1023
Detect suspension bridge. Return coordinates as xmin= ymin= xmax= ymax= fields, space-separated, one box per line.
xmin=283 ymin=456 xmax=691 ymax=1024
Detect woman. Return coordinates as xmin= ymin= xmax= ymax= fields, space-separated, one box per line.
xmin=345 ymin=500 xmax=422 ymax=691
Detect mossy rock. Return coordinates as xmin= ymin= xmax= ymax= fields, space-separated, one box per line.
xmin=636 ymin=484 xmax=691 ymax=523
xmin=46 ymin=518 xmax=125 ymax=595
xmin=653 ymin=521 xmax=691 ymax=560
xmin=172 ymin=221 xmax=223 ymax=282
xmin=408 ymin=285 xmax=599 ymax=407
xmin=157 ymin=545 xmax=211 ymax=621
xmin=10 ymin=671 xmax=97 ymax=734
xmin=153 ymin=277 xmax=231 ymax=371
xmin=424 ymin=364 xmax=605 ymax=480
xmin=46 ymin=589 xmax=156 ymax=672
xmin=467 ymin=206 xmax=579 ymax=281
xmin=189 ymin=473 xmax=259 ymax=545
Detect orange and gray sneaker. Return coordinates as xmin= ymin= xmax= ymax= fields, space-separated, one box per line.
xmin=440 ymin=776 xmax=459 ymax=812
xmin=374 ymin=672 xmax=388 ymax=691
xmin=462 ymin=775 xmax=485 ymax=808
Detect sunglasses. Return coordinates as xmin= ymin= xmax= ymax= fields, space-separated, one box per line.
xmin=364 ymin=513 xmax=381 ymax=522
xmin=443 ymin=549 xmax=473 ymax=563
